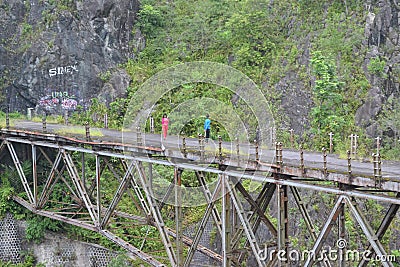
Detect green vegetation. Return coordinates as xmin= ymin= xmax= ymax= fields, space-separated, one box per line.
xmin=0 ymin=251 xmax=44 ymax=267
xmin=53 ymin=126 xmax=103 ymax=137
xmin=136 ymin=3 xmax=164 ymax=38
xmin=69 ymin=98 xmax=127 ymax=129
xmin=0 ymin=112 xmax=25 ymax=128
xmin=378 ymin=96 xmax=400 ymax=159
xmin=21 ymin=23 xmax=33 ymax=37
xmin=25 ymin=216 xmax=62 ymax=244
xmin=31 ymin=115 xmax=63 ymax=124
xmin=310 ymin=51 xmax=350 ymax=149
xmin=368 ymin=57 xmax=387 ymax=78
xmin=108 ymin=254 xmax=133 ymax=267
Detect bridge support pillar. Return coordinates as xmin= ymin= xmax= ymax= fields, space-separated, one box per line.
xmin=175 ymin=168 xmax=183 ymax=267
xmin=222 ymin=175 xmax=232 ymax=267
xmin=42 ymin=114 xmax=47 ymax=133
xmin=85 ymin=122 xmax=90 ymax=141
xmin=82 ymin=153 xmax=86 ymax=189
xmin=6 ymin=111 xmax=9 ymax=129
xmin=32 ymin=145 xmax=38 ymax=208
xmin=338 ymin=201 xmax=346 ymax=267
xmin=95 ymin=155 xmax=101 ymax=226
xmin=277 ymin=184 xmax=288 ymax=267
xmin=148 ymin=163 xmax=153 ymax=189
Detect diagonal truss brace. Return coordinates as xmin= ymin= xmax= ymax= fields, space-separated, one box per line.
xmin=5 ymin=141 xmax=34 ymax=203
xmin=304 ymin=195 xmax=346 ymax=266
xmin=122 ymin=160 xmax=151 ymax=215
xmin=290 ymin=186 xmax=332 ymax=267
xmin=158 ymin=181 xmax=175 ymax=211
xmin=37 ymin=151 xmax=63 ymax=208
xmin=100 ymin=229 xmax=166 ymax=267
xmin=345 ymin=197 xmax=394 ymax=267
xmin=304 ymin=195 xmax=394 ymax=267
xmin=226 ymin=177 xmax=265 ymax=267
xmin=134 ymin=161 xmax=177 ymax=266
xmin=196 ymin=171 xmax=223 ymax=235
xmin=62 ymin=151 xmax=98 ymax=225
xmin=236 ymin=181 xmax=277 ymax=236
xmin=237 ymin=182 xmax=276 ymax=263
xmin=13 ymin=195 xmax=165 ymax=267
xmin=37 ymin=147 xmax=70 ymax=209
xmin=183 ymin=175 xmax=222 ymax=267
xmin=103 ymin=158 xmax=144 ymax=213
xmin=358 ymin=192 xmax=400 ymax=266
xmin=101 ymin=160 xmax=135 ymax=228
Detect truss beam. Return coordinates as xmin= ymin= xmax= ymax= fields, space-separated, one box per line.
xmin=183 ymin=177 xmax=222 ymax=267
xmin=1 ymin=134 xmax=400 ymax=267
xmin=226 ymin=177 xmax=265 ymax=267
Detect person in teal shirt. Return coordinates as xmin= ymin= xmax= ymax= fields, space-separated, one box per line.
xmin=204 ymin=114 xmax=211 ymax=143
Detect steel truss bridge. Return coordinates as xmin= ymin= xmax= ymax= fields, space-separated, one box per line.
xmin=0 ymin=123 xmax=399 ymax=267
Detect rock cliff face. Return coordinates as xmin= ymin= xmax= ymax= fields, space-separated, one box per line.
xmin=275 ymin=0 xmax=400 ymax=137
xmin=355 ymin=0 xmax=400 ymax=136
xmin=0 ymin=0 xmax=140 ymax=114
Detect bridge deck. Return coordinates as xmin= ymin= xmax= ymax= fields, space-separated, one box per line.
xmin=5 ymin=120 xmax=400 ymax=195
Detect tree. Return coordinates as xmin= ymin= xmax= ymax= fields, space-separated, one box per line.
xmin=137 ymin=4 xmax=164 ymax=38
xmin=310 ymin=51 xmax=349 ymax=149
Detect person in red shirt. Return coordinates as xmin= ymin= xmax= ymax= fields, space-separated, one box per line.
xmin=161 ymin=113 xmax=169 ymax=140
